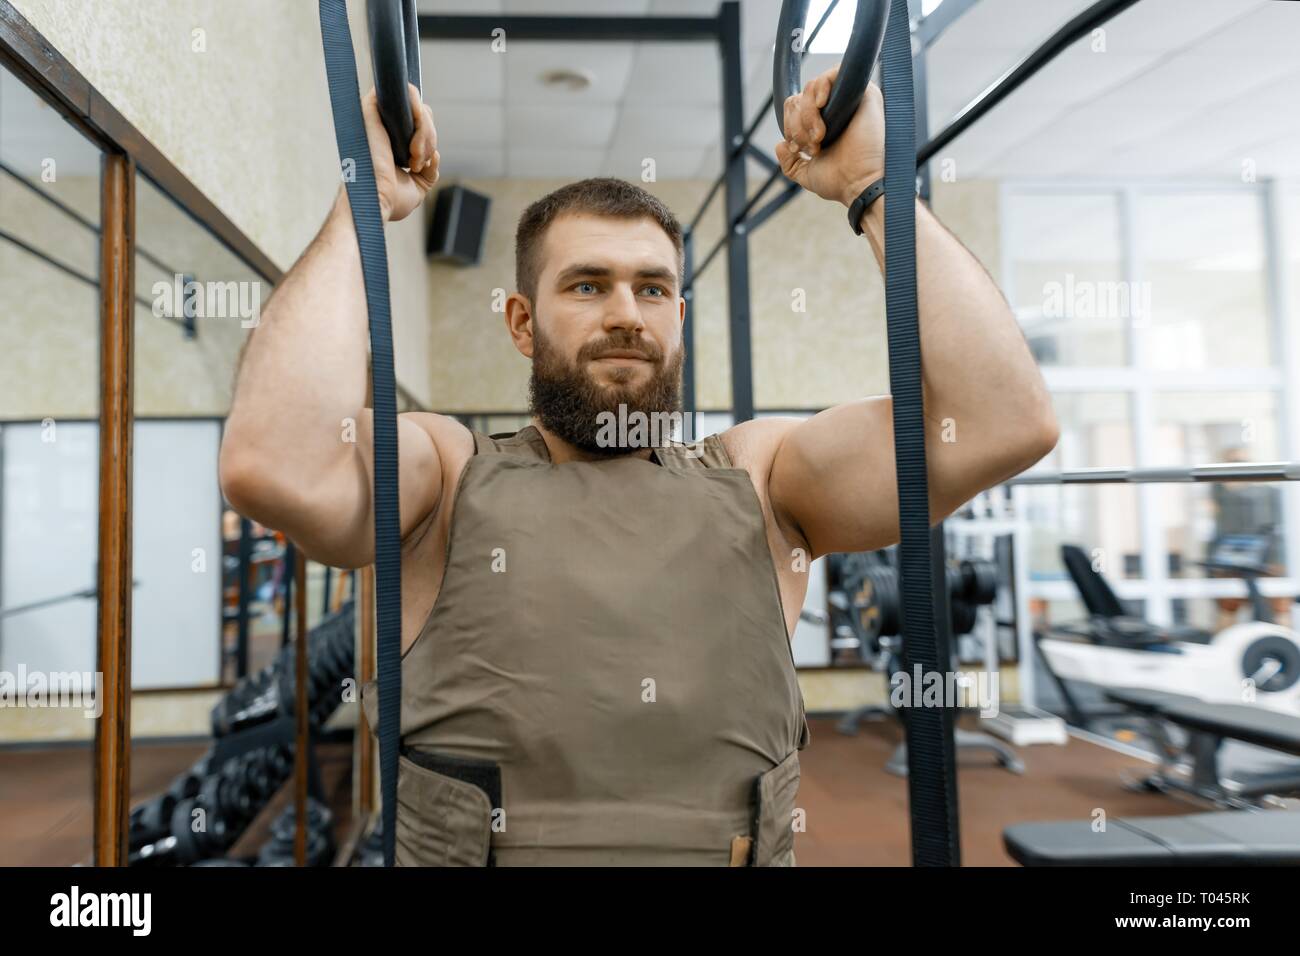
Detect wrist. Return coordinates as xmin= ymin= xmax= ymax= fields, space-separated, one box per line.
xmin=841 ymin=172 xmax=883 ymax=208
xmin=337 ymin=183 xmax=392 ymax=223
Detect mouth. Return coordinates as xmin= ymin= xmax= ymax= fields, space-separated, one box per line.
xmin=592 ymin=350 xmax=651 ymax=365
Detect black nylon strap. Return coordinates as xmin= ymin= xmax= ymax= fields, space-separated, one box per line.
xmin=319 ymin=0 xmax=404 ymax=867
xmin=879 ymin=1 xmax=961 ymax=866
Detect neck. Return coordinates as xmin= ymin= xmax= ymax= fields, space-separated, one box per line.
xmin=530 ymin=417 xmax=655 ymax=464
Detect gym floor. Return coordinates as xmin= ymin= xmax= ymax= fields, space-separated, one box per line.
xmin=0 ymin=717 xmax=1179 ymax=867
xmin=5 ymin=0 xmax=1300 ymax=878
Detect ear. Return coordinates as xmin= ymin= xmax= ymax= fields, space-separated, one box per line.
xmin=504 ymin=292 xmax=535 ymax=358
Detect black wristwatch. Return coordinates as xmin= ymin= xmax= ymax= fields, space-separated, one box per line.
xmin=847 ymin=178 xmax=886 ymax=236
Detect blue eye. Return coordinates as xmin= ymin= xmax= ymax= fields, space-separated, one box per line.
xmin=643 ymin=286 xmax=665 ymax=297
xmin=575 ymin=282 xmax=598 ymax=294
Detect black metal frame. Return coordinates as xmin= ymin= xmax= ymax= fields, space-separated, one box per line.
xmin=418 ymin=6 xmax=747 ymax=418
xmin=673 ymin=0 xmax=1155 ymax=418
xmin=415 ymin=0 xmax=1037 ymax=423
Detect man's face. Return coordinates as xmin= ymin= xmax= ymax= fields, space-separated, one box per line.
xmin=512 ymin=213 xmax=685 ymax=455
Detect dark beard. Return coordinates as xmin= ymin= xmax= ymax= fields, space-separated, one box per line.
xmin=529 ymin=320 xmax=684 ymax=457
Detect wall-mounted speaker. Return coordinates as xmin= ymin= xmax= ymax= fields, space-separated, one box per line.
xmin=426 ymin=184 xmax=490 ymax=266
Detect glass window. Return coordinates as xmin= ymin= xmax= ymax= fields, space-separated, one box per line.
xmin=1024 ymin=392 xmax=1140 ymax=580
xmin=1173 ymin=596 xmax=1295 ymax=633
xmin=1154 ymin=391 xmax=1286 ymax=580
xmin=130 ymin=174 xmax=278 ymax=861
xmin=0 ymin=64 xmax=103 ymax=865
xmin=1136 ymin=192 xmax=1271 ymax=370
xmin=1005 ymin=192 xmax=1127 ymax=367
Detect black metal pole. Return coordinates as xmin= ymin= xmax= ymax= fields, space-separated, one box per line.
xmin=418 ymin=13 xmax=718 ymax=41
xmin=322 ymin=565 xmax=333 ymax=618
xmin=235 ymin=517 xmax=252 ymax=679
xmin=686 ymin=0 xmax=841 ymax=239
xmin=682 ymin=228 xmax=696 ymax=440
xmin=281 ymin=539 xmax=296 ymax=650
xmin=718 ymin=1 xmax=754 ymax=424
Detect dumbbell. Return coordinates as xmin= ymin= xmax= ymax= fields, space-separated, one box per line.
xmin=210 ymin=668 xmax=275 ymax=737
xmin=255 ymin=799 xmax=335 ymax=867
xmin=166 ymin=750 xmax=213 ymax=802
xmin=128 ymin=793 xmax=177 ymax=851
xmin=958 ymin=558 xmax=999 ymax=605
xmin=168 ymin=793 xmax=237 ymax=864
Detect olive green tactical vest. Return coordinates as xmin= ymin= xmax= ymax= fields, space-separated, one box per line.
xmin=361 ymin=425 xmax=810 ymax=866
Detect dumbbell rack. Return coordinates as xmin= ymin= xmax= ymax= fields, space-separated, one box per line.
xmin=211 ymin=714 xmax=325 ymax=802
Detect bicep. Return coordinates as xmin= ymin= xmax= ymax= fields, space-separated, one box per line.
xmin=768 ymin=398 xmax=975 ymax=559
xmin=768 ymin=400 xmax=902 ymax=558
xmin=290 ymin=410 xmax=446 ymax=569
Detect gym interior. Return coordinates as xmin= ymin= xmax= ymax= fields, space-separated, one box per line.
xmin=2 ymin=0 xmax=1300 ymax=877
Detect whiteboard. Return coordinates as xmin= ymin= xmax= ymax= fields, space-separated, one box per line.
xmin=0 ymin=420 xmax=222 ymax=688
xmin=0 ymin=421 xmax=99 ymax=676
xmin=131 ymin=420 xmax=223 ymax=687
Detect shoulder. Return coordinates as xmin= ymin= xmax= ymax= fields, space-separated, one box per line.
xmin=402 ymin=412 xmax=475 ymax=457
xmin=717 ymin=417 xmax=809 ymax=550
xmin=717 ymin=417 xmax=804 ymax=473
xmin=400 ymin=412 xmax=476 ymax=489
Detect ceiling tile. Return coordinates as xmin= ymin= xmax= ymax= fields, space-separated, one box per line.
xmin=504 ymin=0 xmax=651 ymax=13
xmin=610 ymin=105 xmax=721 ymax=150
xmin=932 ymin=0 xmax=1101 ymax=54
xmin=1087 ymin=0 xmax=1265 ymax=54
xmin=417 ymin=0 xmax=505 ymax=11
xmin=601 ymin=147 xmax=705 ymax=180
xmin=438 ymin=146 xmax=507 ymax=178
xmin=506 ymin=104 xmax=619 ymax=147
xmin=421 ymin=42 xmax=505 ymax=101
xmin=504 ymin=41 xmax=636 ymax=104
xmin=624 ymin=42 xmax=721 ymax=105
xmin=429 ymin=102 xmax=504 ymax=147
xmin=506 ymin=146 xmax=605 ymax=177
xmin=1177 ymin=0 xmax=1298 ymax=55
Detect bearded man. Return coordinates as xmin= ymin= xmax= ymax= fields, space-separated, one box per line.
xmin=220 ymin=78 xmax=1057 ymax=866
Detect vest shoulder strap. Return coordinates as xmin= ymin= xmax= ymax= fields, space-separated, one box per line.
xmin=472 ymin=425 xmax=551 ymax=461
xmin=472 ymin=426 xmax=733 ymax=470
xmin=655 ymin=433 xmax=733 ymax=472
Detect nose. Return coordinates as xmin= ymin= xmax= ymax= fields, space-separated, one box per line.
xmin=602 ymin=283 xmax=645 ymax=334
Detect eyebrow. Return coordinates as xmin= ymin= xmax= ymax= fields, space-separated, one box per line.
xmin=554 ymin=264 xmax=678 ymax=288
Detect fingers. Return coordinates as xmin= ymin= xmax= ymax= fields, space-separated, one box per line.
xmin=406 ymin=83 xmax=438 ymax=174
xmin=782 ymin=95 xmax=810 ymax=161
xmin=413 ymin=145 xmax=440 ymax=189
xmin=359 ymin=87 xmax=395 ymax=163
xmin=783 ymin=65 xmax=837 ymax=159
xmin=814 ymin=64 xmax=839 ymax=110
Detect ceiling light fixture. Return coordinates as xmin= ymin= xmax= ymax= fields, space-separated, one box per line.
xmin=538 ymin=67 xmax=594 ymax=92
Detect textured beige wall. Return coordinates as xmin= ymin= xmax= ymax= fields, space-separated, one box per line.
xmin=0 ymin=173 xmax=100 ymax=420
xmin=424 ymin=176 xmax=1001 ymax=413
xmin=1 ymin=172 xmax=264 ymax=419
xmin=11 ymin=0 xmax=337 ymax=271
xmin=8 ymin=0 xmax=435 ymax=410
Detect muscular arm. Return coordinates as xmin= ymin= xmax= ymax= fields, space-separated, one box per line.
xmin=219 ymin=87 xmax=449 ymax=569
xmin=761 ymin=76 xmax=1058 ymax=559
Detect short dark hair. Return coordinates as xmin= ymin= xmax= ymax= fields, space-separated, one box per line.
xmin=515 ymin=177 xmax=684 ymax=304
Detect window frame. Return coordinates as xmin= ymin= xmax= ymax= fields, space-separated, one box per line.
xmin=1000 ymin=178 xmax=1300 ymax=630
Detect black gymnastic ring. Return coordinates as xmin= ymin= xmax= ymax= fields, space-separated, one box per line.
xmin=367 ymin=0 xmax=423 ymax=169
xmin=772 ymin=0 xmax=890 ymax=149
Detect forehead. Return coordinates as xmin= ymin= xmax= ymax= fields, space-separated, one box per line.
xmin=539 ymin=212 xmax=677 ymax=275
